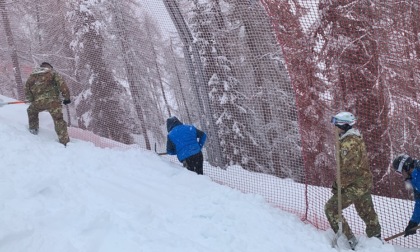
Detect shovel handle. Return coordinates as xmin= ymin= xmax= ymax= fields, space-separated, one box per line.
xmin=7 ymin=101 xmax=26 ymax=105
xmin=0 ymin=101 xmax=27 ymax=106
xmin=384 ymin=225 xmax=420 ymax=241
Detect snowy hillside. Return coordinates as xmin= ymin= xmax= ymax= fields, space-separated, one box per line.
xmin=0 ymin=95 xmax=417 ymax=252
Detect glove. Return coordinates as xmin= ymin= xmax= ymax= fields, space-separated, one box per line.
xmin=404 ymin=221 xmax=418 ymax=237
xmin=331 ymin=181 xmax=337 ymax=193
xmin=63 ymin=99 xmax=71 ymax=105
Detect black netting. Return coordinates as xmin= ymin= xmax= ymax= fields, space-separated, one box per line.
xmin=0 ymin=0 xmax=419 ymax=248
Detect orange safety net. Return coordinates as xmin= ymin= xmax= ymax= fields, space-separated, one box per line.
xmin=0 ymin=0 xmax=418 ymax=248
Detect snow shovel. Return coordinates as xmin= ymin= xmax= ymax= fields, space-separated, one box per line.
xmin=332 ymin=127 xmax=344 ymax=248
xmin=154 ymin=142 xmax=167 ymax=156
xmin=0 ymin=100 xmax=27 ymax=107
xmin=384 ymin=225 xmax=420 ymax=241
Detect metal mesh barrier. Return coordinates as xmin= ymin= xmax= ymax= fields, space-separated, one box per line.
xmin=0 ymin=0 xmax=418 ymax=248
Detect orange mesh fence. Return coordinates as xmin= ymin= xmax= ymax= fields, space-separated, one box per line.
xmin=0 ymin=0 xmax=418 ymax=248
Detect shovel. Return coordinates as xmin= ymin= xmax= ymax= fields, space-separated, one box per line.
xmin=384 ymin=225 xmax=420 ymax=242
xmin=0 ymin=100 xmax=28 ymax=107
xmin=332 ymin=127 xmax=344 ymax=248
xmin=154 ymin=142 xmax=167 ymax=156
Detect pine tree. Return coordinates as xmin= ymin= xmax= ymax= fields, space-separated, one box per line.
xmin=224 ymin=0 xmax=303 ymax=178
xmin=188 ymin=0 xmax=265 ymax=170
xmin=262 ymin=0 xmax=332 ymax=184
xmin=68 ymin=0 xmax=133 ymax=144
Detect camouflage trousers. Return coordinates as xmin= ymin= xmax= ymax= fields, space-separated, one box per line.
xmin=27 ymin=100 xmax=69 ymax=145
xmin=325 ymin=186 xmax=381 ymax=239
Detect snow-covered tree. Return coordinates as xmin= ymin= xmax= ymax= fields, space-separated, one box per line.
xmin=187 ymin=0 xmax=268 ymax=171
xmin=224 ymin=0 xmax=303 ymax=179
xmin=0 ymin=0 xmax=24 ymax=99
xmin=262 ymin=0 xmax=332 ymax=184
xmin=105 ymin=0 xmax=157 ymax=149
xmin=372 ymin=0 xmax=420 ymax=198
xmin=68 ymin=0 xmax=133 ymax=144
xmin=164 ymin=37 xmax=196 ymax=124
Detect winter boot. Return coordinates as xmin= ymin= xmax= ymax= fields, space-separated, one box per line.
xmin=348 ymin=236 xmax=358 ymax=250
xmin=29 ymin=128 xmax=38 ymax=135
xmin=59 ymin=136 xmax=70 ymax=147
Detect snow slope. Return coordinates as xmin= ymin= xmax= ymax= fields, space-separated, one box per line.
xmin=0 ymin=95 xmax=417 ymax=252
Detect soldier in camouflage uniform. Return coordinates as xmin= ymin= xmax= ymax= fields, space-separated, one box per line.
xmin=25 ymin=62 xmax=71 ymax=146
xmin=325 ymin=112 xmax=381 ymax=250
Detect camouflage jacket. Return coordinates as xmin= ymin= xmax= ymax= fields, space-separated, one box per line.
xmin=337 ymin=128 xmax=373 ymax=190
xmin=25 ymin=67 xmax=70 ymax=102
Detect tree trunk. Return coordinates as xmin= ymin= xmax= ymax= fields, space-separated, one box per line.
xmin=170 ymin=38 xmax=192 ymax=123
xmin=113 ymin=4 xmax=151 ymax=149
xmin=145 ymin=26 xmax=171 ymax=118
xmin=0 ymin=0 xmax=24 ymax=100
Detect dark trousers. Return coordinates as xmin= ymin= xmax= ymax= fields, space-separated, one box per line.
xmin=182 ymin=152 xmax=204 ymax=175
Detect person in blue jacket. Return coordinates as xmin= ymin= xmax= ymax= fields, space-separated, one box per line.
xmin=166 ymin=116 xmax=207 ymax=175
xmin=392 ymin=154 xmax=420 ymax=237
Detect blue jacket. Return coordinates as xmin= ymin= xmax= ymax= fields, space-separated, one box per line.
xmin=166 ymin=117 xmax=207 ymax=162
xmin=410 ymin=161 xmax=420 ymax=223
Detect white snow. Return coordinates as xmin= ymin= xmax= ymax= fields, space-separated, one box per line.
xmin=0 ymin=95 xmax=418 ymax=252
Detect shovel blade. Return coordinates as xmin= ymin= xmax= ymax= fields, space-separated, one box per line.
xmin=332 ymin=231 xmax=351 ymax=250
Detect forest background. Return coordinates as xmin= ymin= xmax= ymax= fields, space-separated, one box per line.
xmin=0 ymin=0 xmax=419 ymax=248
